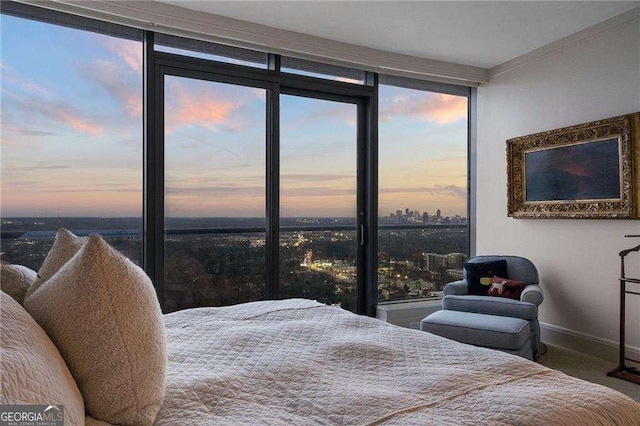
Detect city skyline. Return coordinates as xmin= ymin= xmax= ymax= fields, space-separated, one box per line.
xmin=1 ymin=209 xmax=467 ymax=219
xmin=1 ymin=215 xmax=469 ymax=309
xmin=1 ymin=14 xmax=468 ymax=219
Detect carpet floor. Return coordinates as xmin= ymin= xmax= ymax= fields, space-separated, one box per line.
xmin=538 ymin=343 xmax=640 ymax=402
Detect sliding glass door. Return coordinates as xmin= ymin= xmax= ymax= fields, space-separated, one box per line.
xmin=155 ymin=55 xmax=370 ymax=314
xmin=163 ymin=74 xmax=268 ymax=312
xmin=280 ymin=95 xmax=359 ymax=311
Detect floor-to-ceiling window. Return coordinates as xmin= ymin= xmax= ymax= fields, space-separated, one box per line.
xmin=377 ymin=78 xmax=470 ymax=302
xmin=0 ymin=2 xmax=472 ymax=316
xmin=0 ymin=6 xmax=143 ymax=269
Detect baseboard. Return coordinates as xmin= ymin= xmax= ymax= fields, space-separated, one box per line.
xmin=540 ymin=322 xmax=640 ymax=365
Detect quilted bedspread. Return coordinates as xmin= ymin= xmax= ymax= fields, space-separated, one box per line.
xmin=156 ymin=299 xmax=640 ymax=425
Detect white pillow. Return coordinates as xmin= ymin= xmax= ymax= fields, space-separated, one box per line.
xmin=25 ymin=228 xmax=85 ymax=300
xmin=24 ymin=234 xmax=166 ymax=426
xmin=0 ymin=291 xmax=85 ymax=424
xmin=0 ymin=263 xmax=37 ymax=304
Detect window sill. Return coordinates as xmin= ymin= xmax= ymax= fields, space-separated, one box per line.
xmin=376 ymin=299 xmax=442 ymax=329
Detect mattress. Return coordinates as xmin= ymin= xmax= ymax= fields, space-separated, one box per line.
xmin=156 ymin=299 xmax=640 ymax=425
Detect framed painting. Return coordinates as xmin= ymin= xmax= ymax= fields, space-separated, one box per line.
xmin=507 ymin=112 xmax=640 ymax=219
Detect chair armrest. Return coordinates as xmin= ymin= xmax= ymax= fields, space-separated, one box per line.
xmin=443 ymin=280 xmax=469 ymax=296
xmin=442 ymin=295 xmax=538 ymax=321
xmin=521 ymin=284 xmax=544 ymax=306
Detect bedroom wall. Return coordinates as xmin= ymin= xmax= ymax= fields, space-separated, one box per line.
xmin=476 ymin=16 xmax=640 ymax=360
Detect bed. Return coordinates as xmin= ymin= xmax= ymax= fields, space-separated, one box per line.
xmin=156 ymin=298 xmax=640 ymax=425
xmin=3 ymin=230 xmax=640 ymax=425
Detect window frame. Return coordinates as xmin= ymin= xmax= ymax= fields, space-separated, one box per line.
xmin=2 ymin=2 xmax=475 ymax=316
xmin=146 ymin=36 xmax=376 ymax=314
xmin=375 ymin=80 xmax=474 ymax=304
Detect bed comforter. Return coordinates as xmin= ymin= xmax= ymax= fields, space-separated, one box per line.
xmin=155 ymin=299 xmax=640 ymax=425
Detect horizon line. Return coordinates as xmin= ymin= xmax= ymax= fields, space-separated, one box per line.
xmin=1 ymin=214 xmax=468 ymax=219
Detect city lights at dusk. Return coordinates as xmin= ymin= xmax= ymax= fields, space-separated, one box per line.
xmin=1 ymin=12 xmax=469 ymax=309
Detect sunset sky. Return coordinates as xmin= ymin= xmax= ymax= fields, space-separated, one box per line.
xmin=1 ymin=14 xmax=467 ymax=219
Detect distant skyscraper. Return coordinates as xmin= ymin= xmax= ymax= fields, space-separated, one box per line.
xmin=447 ymin=253 xmax=467 ymax=269
xmin=396 ymin=210 xmax=403 ymax=217
xmin=422 ymin=253 xmax=447 ymax=271
xmin=436 ymin=209 xmax=442 ymax=219
xmin=405 ymin=208 xmax=410 ymax=216
xmin=422 ymin=212 xmax=429 ymax=223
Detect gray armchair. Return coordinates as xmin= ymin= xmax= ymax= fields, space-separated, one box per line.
xmin=443 ymin=255 xmax=544 ymax=359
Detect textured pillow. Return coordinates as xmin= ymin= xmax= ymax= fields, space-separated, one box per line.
xmin=465 ymin=260 xmax=508 ymax=295
xmin=24 ymin=228 xmax=86 ymax=300
xmin=0 ymin=291 xmax=85 ymax=424
xmin=85 ymin=415 xmax=114 ymax=425
xmin=24 ymin=234 xmax=166 ymax=426
xmin=1 ymin=263 xmax=37 ymax=304
xmin=487 ymin=276 xmax=527 ymax=300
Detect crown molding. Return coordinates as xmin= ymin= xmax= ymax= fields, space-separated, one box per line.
xmin=13 ymin=0 xmax=489 ymax=86
xmin=490 ymin=6 xmax=640 ymax=80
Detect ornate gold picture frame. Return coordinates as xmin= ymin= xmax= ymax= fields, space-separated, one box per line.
xmin=507 ymin=112 xmax=640 ymax=219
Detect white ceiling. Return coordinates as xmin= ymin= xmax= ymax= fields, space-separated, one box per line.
xmin=163 ymin=1 xmax=639 ymax=69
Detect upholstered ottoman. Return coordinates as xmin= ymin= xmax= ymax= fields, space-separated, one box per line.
xmin=420 ymin=310 xmax=532 ymax=360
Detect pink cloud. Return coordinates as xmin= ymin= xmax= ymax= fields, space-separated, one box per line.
xmin=56 ymin=110 xmax=103 ymax=135
xmin=40 ymin=101 xmax=102 ymax=135
xmin=78 ymin=59 xmax=142 ymax=117
xmin=382 ymin=93 xmax=467 ymax=125
xmin=421 ymin=94 xmax=467 ymax=124
xmin=3 ymin=64 xmax=104 ymax=135
xmin=165 ymin=80 xmax=240 ymax=133
xmin=1 ymin=63 xmax=52 ymax=97
xmin=100 ymin=37 xmax=142 ymax=72
xmin=178 ymin=96 xmax=234 ymax=125
xmin=5 ymin=92 xmax=103 ymax=135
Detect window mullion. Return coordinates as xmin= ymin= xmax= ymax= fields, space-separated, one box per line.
xmin=144 ymin=30 xmax=165 ymax=310
xmin=266 ymin=85 xmax=281 ymax=299
xmin=364 ymin=72 xmax=379 ymax=315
